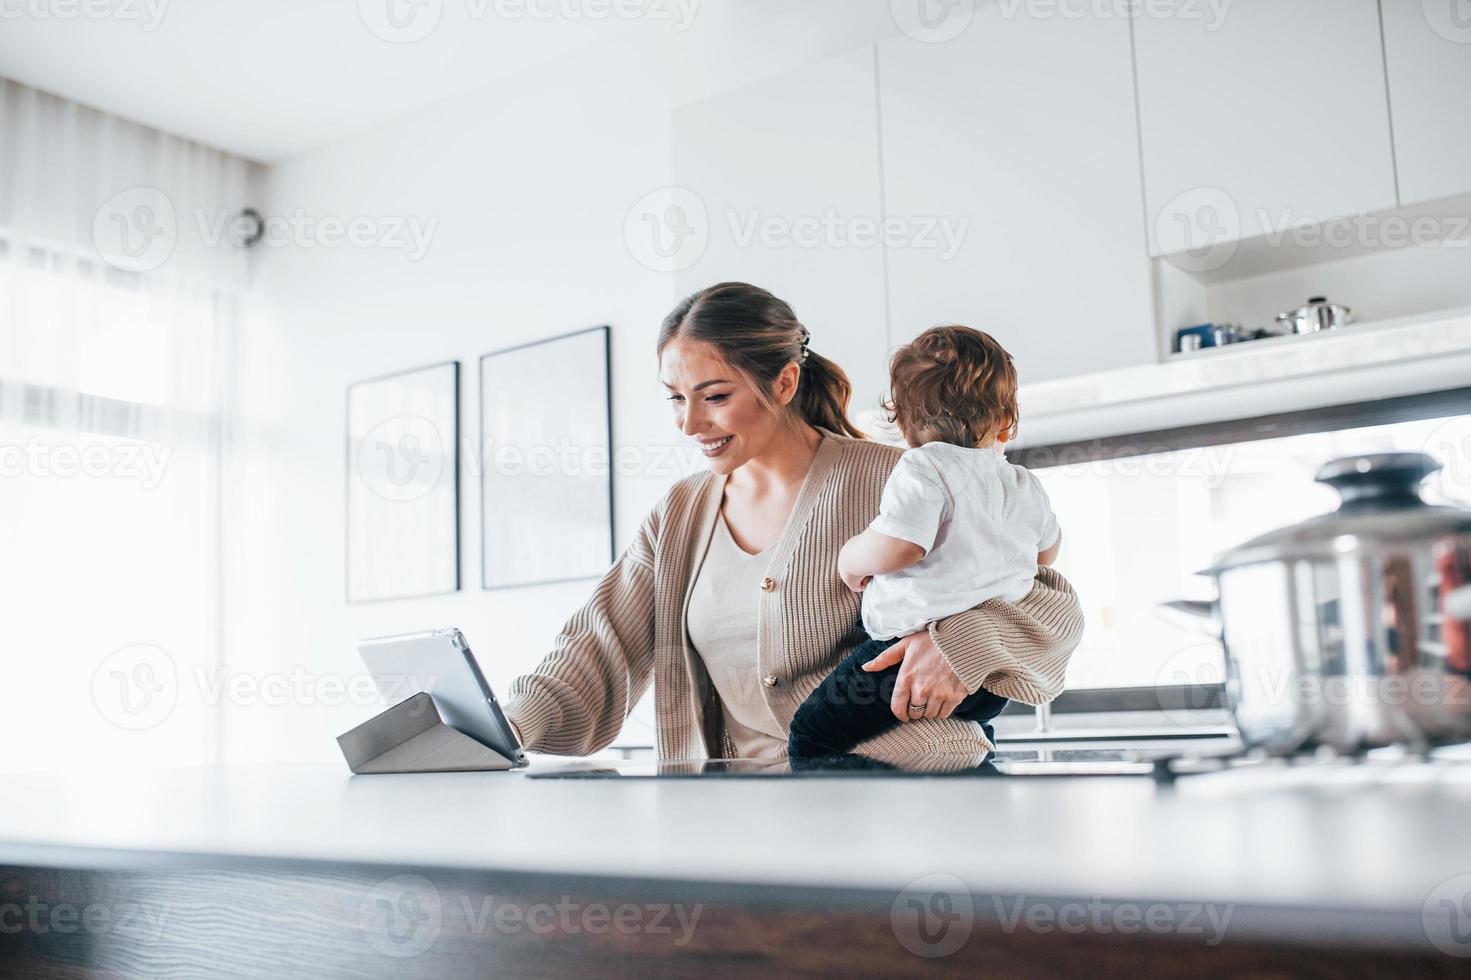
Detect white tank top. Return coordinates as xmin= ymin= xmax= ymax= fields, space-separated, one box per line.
xmin=685 ymin=513 xmax=788 ymax=759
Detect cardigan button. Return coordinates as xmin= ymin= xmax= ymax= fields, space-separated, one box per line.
xmin=763 ymin=675 xmax=779 ymax=688
xmin=760 ymin=577 xmax=776 ymax=592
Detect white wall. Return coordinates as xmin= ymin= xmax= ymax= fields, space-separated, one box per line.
xmin=227 ymin=59 xmax=683 ymax=763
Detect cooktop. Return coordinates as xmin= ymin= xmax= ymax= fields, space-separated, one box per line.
xmin=524 ymin=743 xmax=1245 ymax=780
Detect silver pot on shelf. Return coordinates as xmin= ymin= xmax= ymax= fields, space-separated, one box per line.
xmin=1275 ymin=296 xmax=1354 ymax=335
xmin=1161 ymin=453 xmax=1471 ymax=756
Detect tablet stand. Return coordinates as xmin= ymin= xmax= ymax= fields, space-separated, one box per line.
xmin=336 ymin=692 xmax=517 ymax=774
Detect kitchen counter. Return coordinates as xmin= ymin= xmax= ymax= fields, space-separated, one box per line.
xmin=1 ymin=759 xmax=1468 ymax=975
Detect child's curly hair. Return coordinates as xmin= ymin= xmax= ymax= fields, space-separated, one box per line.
xmin=882 ymin=325 xmax=1019 ymax=449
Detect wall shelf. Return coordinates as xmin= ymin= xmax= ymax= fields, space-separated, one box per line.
xmin=1019 ymin=305 xmax=1471 ymax=447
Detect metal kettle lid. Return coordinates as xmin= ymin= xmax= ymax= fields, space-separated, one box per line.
xmin=1209 ymin=452 xmax=1471 ymax=572
xmin=1277 ymin=296 xmax=1351 ymax=320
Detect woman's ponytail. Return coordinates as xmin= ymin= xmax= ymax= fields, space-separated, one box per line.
xmin=794 ymin=349 xmax=864 ymax=439
xmin=658 ymin=282 xmax=865 ymax=439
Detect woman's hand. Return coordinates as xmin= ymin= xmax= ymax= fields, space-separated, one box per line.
xmin=862 ymin=629 xmax=970 ymax=722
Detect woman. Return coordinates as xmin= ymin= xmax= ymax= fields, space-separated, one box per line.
xmin=504 ymin=282 xmax=1083 ymax=765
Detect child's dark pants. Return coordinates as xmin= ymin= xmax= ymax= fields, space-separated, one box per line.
xmin=788 ymin=634 xmax=1010 ymax=758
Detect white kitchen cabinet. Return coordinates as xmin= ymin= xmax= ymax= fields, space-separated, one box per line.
xmin=1134 ymin=0 xmax=1397 ymax=256
xmin=877 ymin=10 xmax=1156 ymax=384
xmin=1381 ymin=0 xmax=1471 ymax=206
xmin=671 ymin=49 xmax=889 ymax=415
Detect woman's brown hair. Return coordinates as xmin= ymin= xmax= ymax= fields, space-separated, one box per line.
xmin=657 ymin=282 xmax=864 ymax=439
xmin=883 ymin=325 xmax=1018 ymax=448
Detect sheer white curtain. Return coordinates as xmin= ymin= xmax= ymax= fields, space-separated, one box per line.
xmin=0 ymin=78 xmax=259 ymax=771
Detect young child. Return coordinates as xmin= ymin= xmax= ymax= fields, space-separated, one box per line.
xmin=787 ymin=325 xmax=1062 ymax=758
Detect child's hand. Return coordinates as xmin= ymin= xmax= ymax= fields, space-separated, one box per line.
xmin=837 ymin=543 xmax=870 ymax=593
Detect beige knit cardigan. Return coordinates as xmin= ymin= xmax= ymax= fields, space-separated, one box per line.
xmin=504 ymin=429 xmax=1085 ymax=765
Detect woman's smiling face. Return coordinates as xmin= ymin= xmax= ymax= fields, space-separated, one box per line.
xmin=659 ymin=337 xmax=796 ymax=476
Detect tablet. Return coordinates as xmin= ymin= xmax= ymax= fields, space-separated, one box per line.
xmin=358 ymin=628 xmax=528 ymax=768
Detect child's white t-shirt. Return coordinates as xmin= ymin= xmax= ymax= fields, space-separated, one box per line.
xmin=861 ymin=442 xmax=1060 ymax=641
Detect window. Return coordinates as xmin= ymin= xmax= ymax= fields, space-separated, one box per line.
xmin=998 ymin=388 xmax=1471 ymax=735
xmin=0 ymin=246 xmax=231 ymax=771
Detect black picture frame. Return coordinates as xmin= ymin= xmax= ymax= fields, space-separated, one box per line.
xmin=479 ymin=326 xmax=615 ymax=591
